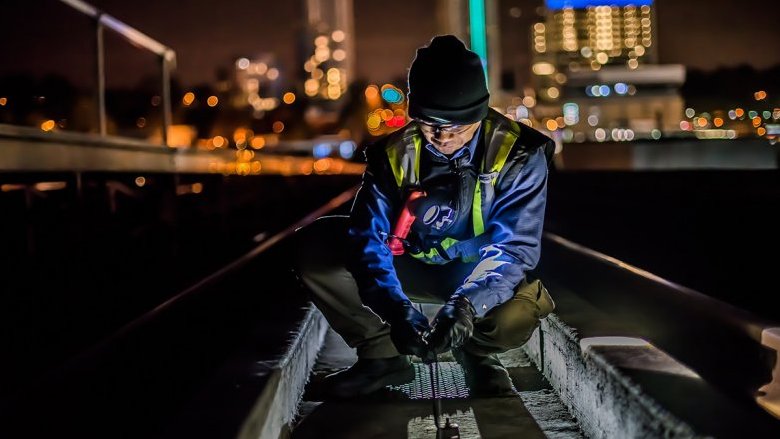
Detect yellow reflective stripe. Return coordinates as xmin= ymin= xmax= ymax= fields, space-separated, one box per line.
xmin=386 ymin=143 xmax=404 ymax=187
xmin=472 ymin=182 xmax=484 ymax=236
xmin=472 ymin=121 xmax=516 ymax=237
xmin=410 ymin=238 xmax=459 ymax=263
xmin=472 ymin=119 xmax=491 ymax=236
xmin=386 ymin=133 xmax=422 ymax=188
xmin=440 ymin=237 xmax=459 ymax=250
xmin=491 ymin=131 xmax=517 ymax=182
xmin=410 ymin=247 xmax=440 ymax=262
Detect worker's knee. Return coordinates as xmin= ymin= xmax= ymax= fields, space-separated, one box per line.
xmin=470 ymin=279 xmax=554 ymax=352
xmin=474 ymin=302 xmax=540 ymax=350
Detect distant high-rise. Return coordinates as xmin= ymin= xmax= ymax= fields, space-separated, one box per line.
xmin=531 ymin=0 xmax=684 ymax=140
xmin=533 ymin=0 xmax=656 ymax=102
xmin=302 ymin=0 xmax=354 ymax=103
xmin=233 ymin=54 xmax=283 ymax=118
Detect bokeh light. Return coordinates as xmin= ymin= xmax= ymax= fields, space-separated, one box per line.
xmin=183 ymin=92 xmax=195 ymax=106
xmin=381 ymin=85 xmax=404 ymax=104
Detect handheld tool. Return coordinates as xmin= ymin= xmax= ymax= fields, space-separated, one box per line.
xmin=422 ymin=330 xmax=460 ymax=439
xmin=428 ymin=357 xmax=460 ymax=438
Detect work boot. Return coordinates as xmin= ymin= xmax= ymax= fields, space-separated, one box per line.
xmin=321 ymin=355 xmax=415 ymax=398
xmin=453 ymin=348 xmax=517 ymax=397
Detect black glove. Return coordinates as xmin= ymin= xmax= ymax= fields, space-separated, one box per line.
xmin=425 ymin=294 xmax=475 ymax=354
xmin=387 ymin=300 xmax=431 ymax=359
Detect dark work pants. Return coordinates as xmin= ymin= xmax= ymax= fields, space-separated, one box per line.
xmin=293 ymin=216 xmax=555 ymax=359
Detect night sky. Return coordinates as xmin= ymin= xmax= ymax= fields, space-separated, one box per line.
xmin=2 ymin=0 xmax=779 ymax=89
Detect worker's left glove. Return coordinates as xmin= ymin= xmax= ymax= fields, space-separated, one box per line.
xmin=387 ymin=300 xmax=432 ymax=359
xmin=425 ymin=294 xmax=475 ymax=354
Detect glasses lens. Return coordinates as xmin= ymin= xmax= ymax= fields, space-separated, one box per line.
xmin=419 ymin=120 xmax=465 ymax=133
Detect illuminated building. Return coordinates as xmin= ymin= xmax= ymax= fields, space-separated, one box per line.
xmin=302 ymin=0 xmax=354 ymax=105
xmin=531 ymin=0 xmax=684 ymax=140
xmin=233 ymin=54 xmax=283 ymax=118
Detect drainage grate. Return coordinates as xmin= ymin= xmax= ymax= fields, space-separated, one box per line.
xmin=391 ymin=362 xmax=470 ymax=399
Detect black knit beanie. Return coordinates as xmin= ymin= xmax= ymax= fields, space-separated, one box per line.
xmin=407 ymin=35 xmax=489 ymax=125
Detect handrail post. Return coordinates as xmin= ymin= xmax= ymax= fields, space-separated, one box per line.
xmin=60 ymin=0 xmax=177 ymax=146
xmin=161 ymin=52 xmax=172 ymax=147
xmin=95 ymin=16 xmax=107 ymax=136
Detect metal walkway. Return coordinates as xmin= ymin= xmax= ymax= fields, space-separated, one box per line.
xmin=292 ymin=328 xmax=583 ymax=439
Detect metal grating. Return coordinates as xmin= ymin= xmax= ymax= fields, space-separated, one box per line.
xmin=391 ymin=362 xmax=470 ymax=399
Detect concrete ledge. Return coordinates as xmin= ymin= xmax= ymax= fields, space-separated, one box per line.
xmin=523 ymin=314 xmax=700 ymax=439
xmin=237 ymin=306 xmax=329 ymax=439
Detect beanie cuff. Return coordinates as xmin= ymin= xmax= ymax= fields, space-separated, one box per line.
xmin=408 ymin=93 xmax=489 ymax=125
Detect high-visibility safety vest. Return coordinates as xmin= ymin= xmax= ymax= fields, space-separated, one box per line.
xmin=385 ymin=109 xmax=539 ymax=264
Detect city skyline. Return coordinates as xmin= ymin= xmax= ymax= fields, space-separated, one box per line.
xmin=2 ymin=0 xmax=779 ymax=90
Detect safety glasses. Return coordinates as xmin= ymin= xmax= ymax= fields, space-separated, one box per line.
xmin=415 ymin=119 xmax=473 ymax=135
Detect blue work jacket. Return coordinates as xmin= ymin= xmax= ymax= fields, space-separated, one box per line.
xmin=347 ymin=115 xmax=553 ymax=319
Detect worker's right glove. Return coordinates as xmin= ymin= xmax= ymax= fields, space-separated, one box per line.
xmin=425 ymin=294 xmax=475 ymax=354
xmin=387 ymin=300 xmax=431 ymax=359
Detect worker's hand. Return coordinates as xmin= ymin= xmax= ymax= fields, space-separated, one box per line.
xmin=388 ymin=300 xmax=431 ymax=359
xmin=425 ymin=294 xmax=475 ymax=354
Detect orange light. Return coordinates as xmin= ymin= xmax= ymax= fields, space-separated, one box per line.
xmin=713 ymin=117 xmax=723 ymax=127
xmin=367 ymin=114 xmax=381 ymax=130
xmin=365 ymin=85 xmax=379 ymax=99
xmin=212 ymin=136 xmax=226 ymax=148
xmin=283 ymin=92 xmax=296 ymax=104
xmin=250 ymin=137 xmax=266 ymax=149
xmin=300 ymin=161 xmax=313 ymax=175
xmin=735 ymin=108 xmax=745 ymax=118
xmin=40 ymin=120 xmax=55 ymax=131
xmin=207 ymin=96 xmax=218 ymax=107
xmin=755 ymin=90 xmax=767 ymax=100
xmin=313 ymin=158 xmax=333 ymax=173
xmin=696 ymin=117 xmax=708 ymax=128
xmin=236 ymin=162 xmax=251 ymax=176
xmin=757 ymin=127 xmax=767 ymax=136
xmin=272 ymin=121 xmax=285 ymax=133
xmin=183 ymin=92 xmax=195 ymax=106
xmin=34 ymin=182 xmax=67 ymax=191
xmin=752 ymin=117 xmax=762 ymax=127
xmin=545 ymin=120 xmax=558 ymax=131
xmin=0 ymin=97 xmax=6 ymax=106
xmin=135 ymin=176 xmax=146 ymax=187
xmin=1 ymin=184 xmax=25 ymax=192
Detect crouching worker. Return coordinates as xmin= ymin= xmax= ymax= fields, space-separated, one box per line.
xmin=294 ymin=35 xmax=555 ymax=398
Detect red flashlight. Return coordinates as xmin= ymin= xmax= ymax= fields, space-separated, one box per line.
xmin=387 ymin=190 xmax=426 ymax=255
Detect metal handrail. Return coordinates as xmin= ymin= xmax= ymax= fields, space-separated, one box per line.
xmin=62 ymin=185 xmax=360 ymax=364
xmin=543 ymin=231 xmax=774 ymax=341
xmin=58 ymin=0 xmax=176 ymax=146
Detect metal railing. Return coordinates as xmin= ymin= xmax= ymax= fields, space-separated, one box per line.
xmin=59 ymin=0 xmax=176 ymax=146
xmin=541 ymin=231 xmax=780 ymax=419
